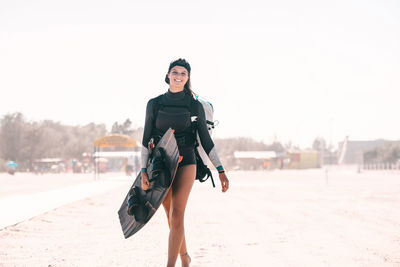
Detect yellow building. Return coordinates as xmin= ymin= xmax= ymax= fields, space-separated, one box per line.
xmin=287 ymin=149 xmax=320 ymax=169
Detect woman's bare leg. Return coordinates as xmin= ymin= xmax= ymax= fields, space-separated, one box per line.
xmin=166 ymin=164 xmax=196 ymax=267
xmin=162 ymin=189 xmax=190 ymax=264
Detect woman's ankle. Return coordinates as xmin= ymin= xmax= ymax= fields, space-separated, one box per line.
xmin=181 ymin=252 xmax=191 ymax=263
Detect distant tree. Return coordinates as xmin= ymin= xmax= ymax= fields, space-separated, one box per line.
xmin=382 ymin=145 xmax=400 ymax=163
xmin=131 ymin=127 xmax=144 ymax=143
xmin=122 ymin=119 xmax=133 ymax=135
xmin=363 ymin=144 xmax=400 ymax=164
xmin=284 ymin=141 xmax=293 ymax=149
xmin=268 ymin=141 xmax=285 ymax=153
xmin=213 ymin=137 xmax=272 ymax=169
xmin=20 ymin=121 xmax=43 ymax=165
xmin=111 ymin=119 xmax=134 ymax=136
xmin=0 ymin=113 xmax=107 ymax=170
xmin=364 ymin=148 xmax=378 ymax=163
xmin=111 ymin=122 xmax=120 ymax=134
xmin=312 ymin=137 xmax=326 ymax=151
xmin=0 ymin=113 xmax=25 ymax=161
xmin=64 ymin=123 xmax=107 ymax=158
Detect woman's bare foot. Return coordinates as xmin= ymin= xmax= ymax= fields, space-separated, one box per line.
xmin=180 ymin=252 xmax=191 ymax=267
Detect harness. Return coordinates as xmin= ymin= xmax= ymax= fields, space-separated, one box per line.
xmin=151 ymin=94 xmax=215 ymax=187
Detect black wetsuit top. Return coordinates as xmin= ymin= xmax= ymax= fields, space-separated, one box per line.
xmin=142 ymin=90 xmax=221 ymax=168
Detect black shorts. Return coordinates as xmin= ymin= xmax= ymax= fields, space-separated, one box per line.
xmin=178 ymin=147 xmax=196 ymax=167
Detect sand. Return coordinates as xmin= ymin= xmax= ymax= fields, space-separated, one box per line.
xmin=0 ymin=167 xmax=400 ymax=266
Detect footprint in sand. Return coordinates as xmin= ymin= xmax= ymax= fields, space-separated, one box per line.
xmin=194 ymin=247 xmax=207 ymax=259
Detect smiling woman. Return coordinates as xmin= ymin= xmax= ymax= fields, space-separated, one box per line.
xmin=136 ymin=58 xmax=229 ymax=267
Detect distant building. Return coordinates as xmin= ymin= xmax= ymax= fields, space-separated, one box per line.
xmin=233 ymin=150 xmax=321 ymax=170
xmin=337 ymin=139 xmax=400 ymax=164
xmin=233 ymin=151 xmax=277 ymax=170
xmin=286 ymin=149 xmax=320 ymax=169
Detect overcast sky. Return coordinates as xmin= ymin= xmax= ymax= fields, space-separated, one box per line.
xmin=0 ymin=0 xmax=399 ymax=148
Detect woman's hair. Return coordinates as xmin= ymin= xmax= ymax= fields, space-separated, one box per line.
xmin=165 ymin=58 xmax=194 ymax=97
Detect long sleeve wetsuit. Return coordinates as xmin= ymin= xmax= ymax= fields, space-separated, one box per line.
xmin=141 ymin=90 xmax=223 ymax=170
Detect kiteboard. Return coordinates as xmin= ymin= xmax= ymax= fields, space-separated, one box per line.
xmin=118 ymin=128 xmax=180 ymax=239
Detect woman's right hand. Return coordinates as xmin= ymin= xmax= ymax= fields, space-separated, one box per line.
xmin=141 ymin=172 xmax=150 ymax=190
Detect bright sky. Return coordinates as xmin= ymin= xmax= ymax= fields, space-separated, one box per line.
xmin=0 ymin=0 xmax=399 ymax=148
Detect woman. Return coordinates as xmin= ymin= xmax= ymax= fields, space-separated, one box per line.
xmin=140 ymin=58 xmax=229 ymax=267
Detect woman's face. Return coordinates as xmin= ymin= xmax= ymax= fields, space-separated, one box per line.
xmin=168 ymin=66 xmax=189 ymax=88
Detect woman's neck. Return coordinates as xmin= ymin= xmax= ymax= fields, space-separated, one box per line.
xmin=169 ymin=86 xmax=184 ymax=93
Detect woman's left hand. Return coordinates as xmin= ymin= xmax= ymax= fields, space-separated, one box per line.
xmin=219 ymin=172 xmax=229 ymax=192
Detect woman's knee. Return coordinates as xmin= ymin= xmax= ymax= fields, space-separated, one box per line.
xmin=170 ymin=208 xmax=185 ymax=228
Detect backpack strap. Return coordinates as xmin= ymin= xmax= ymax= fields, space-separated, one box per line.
xmin=189 ymin=98 xmax=200 ymax=146
xmin=152 ymin=94 xmax=164 ymax=120
xmin=194 ymin=147 xmax=215 ymax=187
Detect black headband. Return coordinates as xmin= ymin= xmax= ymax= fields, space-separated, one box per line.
xmin=167 ymin=59 xmax=191 ymax=74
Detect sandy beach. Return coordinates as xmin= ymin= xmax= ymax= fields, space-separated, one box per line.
xmin=0 ymin=167 xmax=400 ymax=267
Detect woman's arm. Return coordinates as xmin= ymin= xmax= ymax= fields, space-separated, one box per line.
xmin=195 ymin=101 xmax=223 ymax=171
xmin=141 ymin=98 xmax=155 ymax=170
xmin=195 ymin=101 xmax=229 ymax=192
